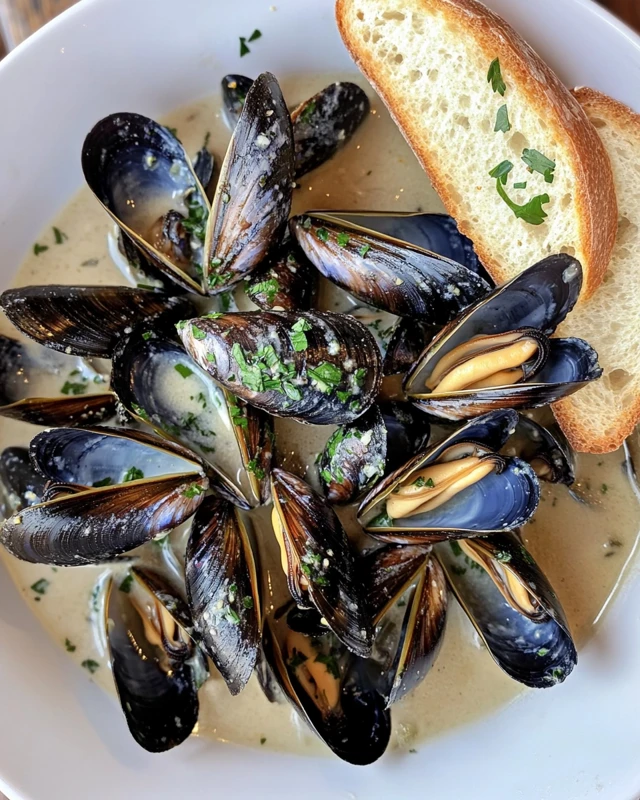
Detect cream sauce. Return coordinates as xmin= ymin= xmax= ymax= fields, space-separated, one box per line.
xmin=0 ymin=74 xmax=638 ymax=757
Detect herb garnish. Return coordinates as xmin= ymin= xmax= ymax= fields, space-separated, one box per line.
xmin=65 ymin=638 xmax=76 ymax=652
xmin=494 ymin=104 xmax=511 ymax=133
xmin=495 ymin=180 xmax=550 ymax=225
xmin=314 ymin=652 xmax=340 ymax=679
xmin=33 ymin=243 xmax=49 ymax=255
xmin=31 ymin=578 xmax=49 ymax=595
xmin=191 ymin=324 xmax=207 ymax=341
xmin=239 ymin=29 xmax=261 ymax=57
xmin=123 ymin=466 xmax=144 ymax=483
xmin=92 ymin=477 xmax=113 ymax=487
xmin=316 ymin=227 xmax=329 ymax=243
xmin=260 ymin=737 xmax=267 ymax=745
xmin=288 ymin=649 xmax=308 ymax=670
xmin=513 ymin=181 xmax=527 ymax=189
xmin=300 ymin=99 xmax=317 ymax=124
xmin=449 ymin=540 xmax=463 ymax=557
xmin=248 ymin=278 xmax=280 ymax=305
xmin=182 ymin=483 xmax=205 ymax=499
xmin=308 ymin=362 xmax=342 ymax=394
xmin=487 ymin=58 xmax=506 ymax=95
xmin=289 ymin=318 xmax=312 ymax=352
xmin=413 ymin=476 xmax=435 ymax=488
xmin=495 ymin=550 xmax=512 ymax=563
xmin=521 ymin=148 xmax=556 ymax=183
xmin=247 ymin=458 xmax=266 ymax=480
xmin=337 ymin=232 xmax=350 ymax=247
xmin=536 ymin=647 xmax=549 ymax=657
xmin=369 ymin=510 xmax=393 ymax=528
xmin=82 ymin=659 xmax=100 ymax=674
xmin=119 ymin=574 xmax=134 ymax=593
xmin=60 ymin=380 xmax=87 ymax=396
xmin=52 ymin=226 xmax=68 ymax=244
xmin=248 ymin=28 xmax=262 ymax=41
xmin=175 ymin=363 xmax=194 ymax=379
xmin=489 ymin=160 xmax=514 ymax=183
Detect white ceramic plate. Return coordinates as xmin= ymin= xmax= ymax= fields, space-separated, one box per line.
xmin=1 ymin=0 xmax=640 ymax=797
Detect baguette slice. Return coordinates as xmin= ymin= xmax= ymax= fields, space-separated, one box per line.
xmin=554 ymin=89 xmax=640 ymax=453
xmin=335 ymin=0 xmax=617 ymax=299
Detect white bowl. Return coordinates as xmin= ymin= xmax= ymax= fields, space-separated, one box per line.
xmin=1 ymin=0 xmax=640 ymax=798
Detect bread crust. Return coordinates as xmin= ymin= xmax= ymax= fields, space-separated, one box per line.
xmin=553 ymin=87 xmax=640 ymax=453
xmin=336 ymin=0 xmax=618 ymax=299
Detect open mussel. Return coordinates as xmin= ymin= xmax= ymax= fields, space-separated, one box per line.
xmin=192 ymin=134 xmax=215 ymax=192
xmin=404 ymin=256 xmax=602 ymax=420
xmin=0 ymin=447 xmax=46 ymax=513
xmin=291 ymin=82 xmax=370 ymax=177
xmin=318 ymin=403 xmax=430 ymax=504
xmin=82 ymin=113 xmax=210 ymax=294
xmin=331 ymin=211 xmax=488 ymax=279
xmin=503 ymin=414 xmax=574 ymax=485
xmin=437 ymin=533 xmax=577 ymax=688
xmin=0 ymin=426 xmax=208 ymax=565
xmin=112 ymin=318 xmax=271 ymax=507
xmin=245 ymin=238 xmax=316 ymax=312
xmin=263 ymin=605 xmax=390 ymax=765
xmin=365 ymin=545 xmax=447 ymax=706
xmin=179 ymin=310 xmax=381 ymax=425
xmin=221 ymin=74 xmax=254 ymax=128
xmin=270 ymin=468 xmax=373 ymax=656
xmin=105 ymin=569 xmax=205 ymax=752
xmin=291 ymin=214 xmax=490 ymax=321
xmin=358 ymin=410 xmax=540 ymax=543
xmin=0 ymin=334 xmax=116 ymax=427
xmin=185 ymin=496 xmax=260 ymax=695
xmin=107 ymin=228 xmax=172 ymax=293
xmin=0 ymin=285 xmax=189 ymax=357
xmin=204 ymin=72 xmax=294 ymax=294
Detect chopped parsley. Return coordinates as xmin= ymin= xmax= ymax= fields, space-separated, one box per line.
xmin=521 ymin=148 xmax=556 ymax=183
xmin=288 ymin=649 xmax=308 ymax=670
xmin=33 ymin=243 xmax=49 ymax=255
xmin=65 ymin=638 xmax=76 ymax=652
xmin=123 ymin=466 xmax=144 ymax=482
xmin=92 ymin=477 xmax=113 ymax=487
xmin=489 ymin=160 xmax=514 ymax=183
xmin=413 ymin=476 xmax=435 ymax=488
xmin=60 ymin=381 xmax=88 ymax=396
xmin=316 ymin=227 xmax=330 ymax=243
xmin=239 ymin=37 xmax=250 ymax=56
xmin=81 ymin=659 xmax=100 ymax=674
xmin=182 ymin=482 xmax=205 ymax=499
xmin=248 ymin=28 xmax=261 ymax=41
xmin=247 ymin=458 xmax=266 ymax=480
xmin=336 ymin=232 xmax=350 ymax=247
xmin=119 ymin=574 xmax=134 ymax=593
xmin=369 ymin=510 xmax=393 ymax=528
xmin=449 ymin=540 xmax=463 ymax=557
xmin=219 ymin=291 xmax=232 ymax=313
xmin=260 ymin=736 xmax=267 ymax=745
xmin=243 ymin=596 xmax=254 ymax=609
xmin=142 ymin=331 xmax=153 ymax=341
xmin=300 ymin=99 xmax=317 ymax=124
xmin=228 ymin=399 xmax=249 ymax=430
xmin=31 ymin=578 xmax=49 ymax=595
xmin=131 ymin=403 xmax=150 ymax=422
xmin=182 ymin=193 xmax=207 ymax=242
xmin=487 ymin=58 xmax=506 ymax=95
xmin=308 ymin=362 xmax=342 ymax=394
xmin=494 ymin=103 xmax=511 ymax=133
xmin=175 ymin=363 xmax=194 ymax=379
xmin=248 ymin=277 xmax=280 ymax=305
xmin=358 ymin=244 xmax=371 ymax=258
xmin=191 ymin=324 xmax=207 ymax=340
xmin=314 ymin=652 xmax=340 ymax=679
xmin=495 ymin=178 xmax=550 ymax=225
xmin=601 ymin=483 xmax=608 ymax=494
xmin=290 ymin=318 xmax=312 ymax=352
xmin=494 ymin=550 xmax=512 ymax=563
xmin=536 ymin=647 xmax=550 ymax=657
xmin=52 ymin=226 xmax=68 ymax=244
xmin=225 ymin=608 xmax=241 ymax=625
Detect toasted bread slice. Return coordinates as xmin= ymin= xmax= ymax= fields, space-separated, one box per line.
xmin=335 ymin=0 xmax=617 ymax=299
xmin=553 ymin=89 xmax=640 ymax=452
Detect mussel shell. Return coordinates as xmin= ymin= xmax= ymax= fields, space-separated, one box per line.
xmin=245 ymin=238 xmax=316 ymax=312
xmin=82 ymin=112 xmax=209 ymax=294
xmin=221 ymin=74 xmax=254 ymax=129
xmin=109 ymin=228 xmax=173 ymax=293
xmin=262 ymin=615 xmax=390 ymax=765
xmin=204 ymin=72 xmax=294 ymax=294
xmin=362 ymin=543 xmax=431 ymax=623
xmin=0 ymin=447 xmax=46 ymax=512
xmin=0 ymin=286 xmax=189 ymax=357
xmin=358 ymin=410 xmax=540 ymax=540
xmin=0 ymin=393 xmax=117 ymax=428
xmin=383 ymin=318 xmax=439 ymax=376
xmin=291 ymin=82 xmax=370 ymax=177
xmin=503 ymin=415 xmax=574 ymax=485
xmin=331 ymin=212 xmax=487 ymax=279
xmin=437 ymin=534 xmax=577 ymax=688
xmin=271 ymin=469 xmax=373 ymax=656
xmin=185 ymin=496 xmax=260 ymax=695
xmin=404 ymin=255 xmax=597 ymax=418
xmin=111 ymin=321 xmax=255 ymax=507
xmin=179 ymin=310 xmax=382 ymax=425
xmin=291 ymin=214 xmax=490 ymax=321
xmin=105 ymin=575 xmax=200 ymax=752
xmin=193 ymin=145 xmax=215 ymax=192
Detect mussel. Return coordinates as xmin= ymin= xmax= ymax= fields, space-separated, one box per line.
xmin=365 ymin=545 xmax=448 ymax=705
xmin=404 ymin=256 xmax=602 ymax=420
xmin=185 ymin=496 xmax=260 ymax=695
xmin=291 ymin=214 xmax=490 ymax=321
xmin=221 ymin=74 xmax=254 ymax=128
xmin=504 ymin=414 xmax=575 ymax=485
xmin=437 ymin=533 xmax=577 ymax=687
xmin=263 ymin=606 xmax=390 ymax=765
xmin=358 ymin=410 xmax=540 ymax=542
xmin=82 ymin=113 xmax=210 ymax=294
xmin=111 ymin=318 xmax=271 ymax=507
xmin=318 ymin=403 xmax=430 ymax=504
xmin=0 ymin=426 xmax=208 ymax=565
xmin=178 ymin=310 xmax=382 ymax=425
xmin=204 ymin=72 xmax=294 ymax=294
xmin=245 ymin=238 xmax=316 ymax=312
xmin=105 ymin=568 xmax=205 ymax=752
xmin=107 ymin=228 xmax=173 ymax=292
xmin=0 ymin=334 xmax=116 ymax=427
xmin=0 ymin=285 xmax=189 ymax=357
xmin=270 ymin=468 xmax=373 ymax=656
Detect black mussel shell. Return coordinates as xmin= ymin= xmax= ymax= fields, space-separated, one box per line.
xmin=332 ymin=212 xmax=488 ymax=279
xmin=82 ymin=113 xmax=209 ymax=294
xmin=0 ymin=286 xmax=189 ymax=357
xmin=204 ymin=72 xmax=294 ymax=294
xmin=437 ymin=533 xmax=577 ymax=688
xmin=383 ymin=318 xmax=439 ymax=377
xmin=109 ymin=229 xmax=175 ymax=293
xmin=105 ymin=574 xmax=200 ymax=752
xmin=111 ymin=320 xmax=262 ymax=508
xmin=179 ymin=310 xmax=381 ymax=425
xmin=270 ymin=469 xmax=373 ymax=656
xmin=319 ymin=404 xmax=430 ymax=504
xmin=291 ymin=82 xmax=370 ymax=177
xmin=245 ymin=238 xmax=316 ymax=311
xmin=0 ymin=447 xmax=46 ymax=513
xmin=193 ymin=139 xmax=215 ymax=192
xmin=291 ymin=214 xmax=490 ymax=321
xmin=285 ymin=606 xmax=328 ymax=638
xmin=405 ymin=255 xmax=601 ymax=419
xmin=358 ymin=410 xmax=540 ymax=541
xmin=263 ymin=613 xmax=390 ymax=765
xmin=0 ymin=427 xmax=208 ymax=565
xmin=503 ymin=415 xmax=574 ymax=485
xmin=185 ymin=496 xmax=260 ymax=695
xmin=362 ymin=543 xmax=431 ymax=623
xmin=221 ymin=74 xmax=254 ymax=129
